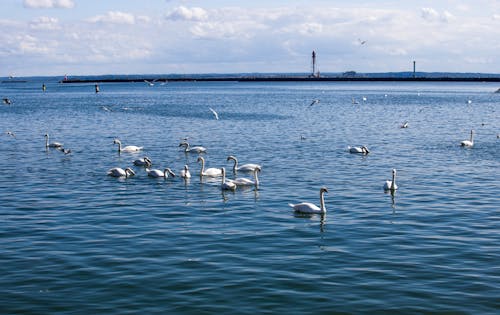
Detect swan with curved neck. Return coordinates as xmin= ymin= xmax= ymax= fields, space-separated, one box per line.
xmin=179 ymin=142 xmax=206 ymax=153
xmin=226 ymin=155 xmax=261 ymax=172
xmin=146 ymin=167 xmax=176 ymax=178
xmin=45 ymin=134 xmax=63 ymax=148
xmin=348 ymin=146 xmax=370 ymax=154
xmin=134 ymin=156 xmax=152 ymax=167
xmin=179 ymin=165 xmax=191 ymax=179
xmin=228 ymin=166 xmax=261 ymax=188
xmin=197 ymin=156 xmax=222 ymax=177
xmin=108 ymin=167 xmax=135 ymax=178
xmin=113 ymin=139 xmax=143 ymax=153
xmin=460 ymin=130 xmax=474 ymax=147
xmin=289 ymin=187 xmax=328 ymax=214
xmin=220 ymin=167 xmax=236 ymax=191
xmin=383 ymin=169 xmax=398 ymax=191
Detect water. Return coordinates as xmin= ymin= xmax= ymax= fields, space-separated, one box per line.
xmin=1 ymin=79 xmax=499 ymax=314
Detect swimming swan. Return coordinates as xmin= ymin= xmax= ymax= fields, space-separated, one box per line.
xmin=289 ymin=187 xmax=328 ymax=214
xmin=114 ymin=139 xmax=143 ymax=153
xmin=226 ymin=155 xmax=262 ymax=172
xmin=227 ymin=166 xmax=261 ymax=188
xmin=383 ymin=169 xmax=398 ymax=191
xmin=108 ymin=167 xmax=135 ymax=178
xmin=179 ymin=142 xmax=207 ymax=153
xmin=197 ymin=156 xmax=222 ymax=177
xmin=179 ymin=165 xmax=191 ymax=179
xmin=220 ymin=167 xmax=236 ymax=191
xmin=45 ymin=134 xmax=63 ymax=148
xmin=134 ymin=156 xmax=152 ymax=166
xmin=348 ymin=146 xmax=370 ymax=154
xmin=460 ymin=130 xmax=474 ymax=147
xmin=146 ymin=167 xmax=176 ymax=178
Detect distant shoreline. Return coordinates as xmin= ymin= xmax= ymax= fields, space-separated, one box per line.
xmin=60 ymin=76 xmax=500 ymax=83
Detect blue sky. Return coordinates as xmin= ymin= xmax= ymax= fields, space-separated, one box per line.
xmin=1 ymin=0 xmax=499 ymax=76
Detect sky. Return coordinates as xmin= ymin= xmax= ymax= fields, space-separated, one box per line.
xmin=1 ymin=0 xmax=499 ymax=76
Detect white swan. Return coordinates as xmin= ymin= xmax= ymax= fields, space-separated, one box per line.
xmin=209 ymin=107 xmax=219 ymax=120
xmin=383 ymin=169 xmax=398 ymax=191
xmin=220 ymin=167 xmax=236 ymax=191
xmin=179 ymin=165 xmax=191 ymax=179
xmin=134 ymin=156 xmax=152 ymax=166
xmin=45 ymin=134 xmax=63 ymax=148
xmin=108 ymin=167 xmax=135 ymax=178
xmin=179 ymin=142 xmax=207 ymax=153
xmin=197 ymin=156 xmax=222 ymax=177
xmin=289 ymin=187 xmax=328 ymax=214
xmin=227 ymin=166 xmax=261 ymax=188
xmin=226 ymin=155 xmax=262 ymax=172
xmin=114 ymin=139 xmax=143 ymax=153
xmin=348 ymin=146 xmax=370 ymax=154
xmin=460 ymin=130 xmax=474 ymax=147
xmin=146 ymin=167 xmax=176 ymax=178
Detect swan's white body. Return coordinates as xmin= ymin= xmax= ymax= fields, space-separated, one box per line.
xmin=114 ymin=139 xmax=143 ymax=153
xmin=179 ymin=165 xmax=191 ymax=179
xmin=289 ymin=187 xmax=328 ymax=214
xmin=348 ymin=146 xmax=369 ymax=154
xmin=108 ymin=167 xmax=135 ymax=178
xmin=220 ymin=167 xmax=236 ymax=191
xmin=147 ymin=167 xmax=175 ymax=178
xmin=460 ymin=130 xmax=474 ymax=147
xmin=45 ymin=134 xmax=63 ymax=148
xmin=134 ymin=156 xmax=152 ymax=166
xmin=227 ymin=155 xmax=261 ymax=172
xmin=197 ymin=157 xmax=222 ymax=177
xmin=228 ymin=167 xmax=261 ymax=188
xmin=383 ymin=169 xmax=398 ymax=191
xmin=179 ymin=142 xmax=207 ymax=153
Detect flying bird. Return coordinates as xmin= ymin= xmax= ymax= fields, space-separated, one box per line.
xmin=6 ymin=131 xmax=15 ymax=138
xmin=3 ymin=98 xmax=11 ymax=105
xmin=309 ymin=99 xmax=320 ymax=107
xmin=209 ymin=107 xmax=219 ymax=120
xmin=358 ymin=38 xmax=367 ymax=45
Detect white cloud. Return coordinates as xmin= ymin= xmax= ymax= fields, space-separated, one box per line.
xmin=87 ymin=11 xmax=136 ymax=24
xmin=421 ymin=7 xmax=454 ymax=23
xmin=29 ymin=16 xmax=60 ymax=30
xmin=165 ymin=6 xmax=208 ymax=22
xmin=23 ymin=0 xmax=75 ymax=9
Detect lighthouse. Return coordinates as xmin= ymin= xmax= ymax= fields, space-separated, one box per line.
xmin=311 ymin=51 xmax=319 ymax=78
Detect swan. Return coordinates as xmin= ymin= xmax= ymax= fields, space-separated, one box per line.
xmin=108 ymin=167 xmax=135 ymax=178
xmin=209 ymin=107 xmax=219 ymax=120
xmin=114 ymin=139 xmax=143 ymax=153
xmin=289 ymin=187 xmax=328 ymax=214
xmin=383 ymin=169 xmax=398 ymax=191
xmin=179 ymin=142 xmax=207 ymax=153
xmin=226 ymin=155 xmax=262 ymax=172
xmin=146 ymin=167 xmax=176 ymax=178
xmin=460 ymin=130 xmax=474 ymax=147
xmin=227 ymin=166 xmax=261 ymax=188
xmin=45 ymin=134 xmax=63 ymax=148
xmin=220 ymin=167 xmax=236 ymax=191
xmin=134 ymin=156 xmax=152 ymax=166
xmin=348 ymin=146 xmax=370 ymax=154
xmin=179 ymin=165 xmax=191 ymax=179
xmin=197 ymin=156 xmax=222 ymax=177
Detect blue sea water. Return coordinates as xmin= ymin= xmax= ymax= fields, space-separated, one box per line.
xmin=1 ymin=79 xmax=499 ymax=314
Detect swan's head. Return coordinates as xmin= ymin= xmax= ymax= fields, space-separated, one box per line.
xmin=320 ymin=187 xmax=328 ymax=194
xmin=392 ymin=169 xmax=397 ymax=175
xmin=184 ymin=165 xmax=189 ymax=170
xmin=197 ymin=156 xmax=204 ymax=163
xmin=125 ymin=168 xmax=135 ymax=176
xmin=165 ymin=168 xmax=176 ymax=177
xmin=179 ymin=142 xmax=188 ymax=148
xmin=227 ymin=155 xmax=237 ymax=162
xmin=255 ymin=166 xmax=262 ymax=172
xmin=44 ymin=133 xmax=49 ymax=138
xmin=362 ymin=146 xmax=370 ymax=154
xmin=221 ymin=167 xmax=226 ymax=176
xmin=113 ymin=139 xmax=121 ymax=145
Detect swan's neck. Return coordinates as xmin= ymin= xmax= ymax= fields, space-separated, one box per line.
xmin=470 ymin=131 xmax=474 ymax=142
xmin=320 ymin=191 xmax=326 ymax=212
xmin=184 ymin=143 xmax=190 ymax=152
xmin=45 ymin=136 xmax=49 ymax=147
xmin=221 ymin=170 xmax=226 ymax=184
xmin=254 ymin=170 xmax=259 ymax=188
xmin=391 ymin=172 xmax=396 ymax=190
xmin=232 ymin=158 xmax=238 ymax=171
xmin=116 ymin=141 xmax=122 ymax=152
xmin=199 ymin=159 xmax=205 ymax=175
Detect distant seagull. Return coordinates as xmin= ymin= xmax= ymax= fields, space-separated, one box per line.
xmin=362 ymin=96 xmax=367 ymax=101
xmin=300 ymin=135 xmax=306 ymax=140
xmin=209 ymin=107 xmax=219 ymax=120
xmin=467 ymin=99 xmax=472 ymax=104
xmin=6 ymin=131 xmax=15 ymax=138
xmin=3 ymin=98 xmax=11 ymax=105
xmin=358 ymin=38 xmax=367 ymax=45
xmin=95 ymin=84 xmax=100 ymax=93
xmin=309 ymin=99 xmax=320 ymax=107
xmin=57 ymin=147 xmax=72 ymax=155
xmin=144 ymin=80 xmax=154 ymax=86
xmin=352 ymin=98 xmax=359 ymax=105
xmin=400 ymin=121 xmax=409 ymax=128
